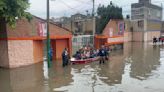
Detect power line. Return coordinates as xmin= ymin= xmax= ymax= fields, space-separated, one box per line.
xmin=53 ymin=0 xmax=164 ymax=17
xmin=73 ymin=0 xmax=92 ymax=5
xmin=59 ymin=0 xmax=79 ymax=12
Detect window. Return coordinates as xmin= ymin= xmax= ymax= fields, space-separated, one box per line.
xmin=138 ymin=20 xmax=144 ymax=28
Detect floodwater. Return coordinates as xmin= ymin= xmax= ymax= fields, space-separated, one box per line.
xmin=1 ymin=42 xmax=164 ymax=92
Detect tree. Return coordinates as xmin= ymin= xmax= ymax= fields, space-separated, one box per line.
xmin=0 ymin=0 xmax=32 ymax=28
xmin=96 ymin=2 xmax=123 ymax=34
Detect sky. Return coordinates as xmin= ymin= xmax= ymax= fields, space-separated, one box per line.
xmin=28 ymin=0 xmax=164 ymax=19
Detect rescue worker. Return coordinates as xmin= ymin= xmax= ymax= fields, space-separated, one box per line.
xmin=98 ymin=45 xmax=106 ymax=64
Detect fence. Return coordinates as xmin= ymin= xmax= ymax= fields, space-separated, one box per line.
xmin=72 ymin=35 xmax=94 ymax=54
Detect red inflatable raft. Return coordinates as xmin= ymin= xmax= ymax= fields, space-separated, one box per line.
xmin=70 ymin=57 xmax=100 ymax=65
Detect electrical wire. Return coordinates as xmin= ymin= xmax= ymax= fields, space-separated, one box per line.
xmin=53 ymin=0 xmax=164 ymax=18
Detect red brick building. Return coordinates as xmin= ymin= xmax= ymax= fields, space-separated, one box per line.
xmin=0 ymin=16 xmax=72 ymax=68
xmin=95 ymin=20 xmax=128 ymax=49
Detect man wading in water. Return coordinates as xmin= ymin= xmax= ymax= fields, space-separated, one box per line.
xmin=98 ymin=45 xmax=106 ymax=64
xmin=62 ymin=48 xmax=69 ymax=67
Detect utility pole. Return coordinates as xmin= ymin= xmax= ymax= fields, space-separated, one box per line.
xmin=92 ymin=0 xmax=96 ymax=46
xmin=47 ymin=0 xmax=51 ymax=68
xmin=92 ymin=0 xmax=95 ymax=17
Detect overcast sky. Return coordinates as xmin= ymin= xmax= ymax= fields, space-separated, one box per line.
xmin=28 ymin=0 xmax=164 ymax=19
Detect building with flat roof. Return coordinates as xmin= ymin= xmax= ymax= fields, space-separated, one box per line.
xmin=53 ymin=13 xmax=95 ymax=35
xmin=131 ymin=0 xmax=163 ymax=41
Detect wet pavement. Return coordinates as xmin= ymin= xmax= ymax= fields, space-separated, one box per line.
xmin=1 ymin=42 xmax=164 ymax=92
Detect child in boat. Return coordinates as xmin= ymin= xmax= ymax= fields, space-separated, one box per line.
xmin=86 ymin=51 xmax=90 ymax=58
xmin=74 ymin=51 xmax=81 ymax=60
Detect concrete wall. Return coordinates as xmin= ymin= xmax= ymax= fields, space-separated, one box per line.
xmin=124 ymin=32 xmax=132 ymax=42
xmin=8 ymin=40 xmax=34 ymax=68
xmin=147 ymin=20 xmax=162 ymax=31
xmin=162 ymin=22 xmax=164 ymax=33
xmin=62 ymin=18 xmax=94 ymax=35
xmin=132 ymin=31 xmax=160 ymax=42
xmin=84 ymin=19 xmax=93 ymax=34
xmin=131 ymin=20 xmax=144 ymax=32
xmin=144 ymin=31 xmax=160 ymax=41
xmin=132 ymin=31 xmax=144 ymax=41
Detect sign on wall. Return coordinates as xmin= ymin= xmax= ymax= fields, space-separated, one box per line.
xmin=37 ymin=22 xmax=47 ymax=37
xmin=109 ymin=28 xmax=113 ymax=37
xmin=118 ymin=22 xmax=125 ymax=35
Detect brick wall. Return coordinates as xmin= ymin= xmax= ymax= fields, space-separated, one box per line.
xmin=8 ymin=40 xmax=34 ymax=68
xmin=6 ymin=16 xmax=72 ymax=38
xmin=103 ymin=20 xmax=121 ymax=37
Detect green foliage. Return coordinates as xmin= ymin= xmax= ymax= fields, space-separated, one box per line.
xmin=96 ymin=3 xmax=123 ymax=34
xmin=0 ymin=0 xmax=32 ymax=28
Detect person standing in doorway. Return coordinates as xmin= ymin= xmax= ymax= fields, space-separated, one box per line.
xmin=50 ymin=47 xmax=53 ymax=61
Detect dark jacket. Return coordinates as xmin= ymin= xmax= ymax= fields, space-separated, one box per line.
xmin=98 ymin=49 xmax=106 ymax=56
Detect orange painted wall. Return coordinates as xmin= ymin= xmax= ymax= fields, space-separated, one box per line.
xmin=56 ymin=39 xmax=68 ymax=60
xmin=33 ymin=40 xmax=44 ymax=63
xmin=51 ymin=40 xmax=56 ymax=60
xmin=51 ymin=39 xmax=70 ymax=60
xmin=94 ymin=37 xmax=107 ymax=49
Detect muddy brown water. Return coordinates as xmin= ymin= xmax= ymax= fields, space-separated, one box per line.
xmin=1 ymin=42 xmax=164 ymax=92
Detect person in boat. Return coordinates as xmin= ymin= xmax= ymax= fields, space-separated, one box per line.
xmin=62 ymin=48 xmax=69 ymax=67
xmin=74 ymin=51 xmax=81 ymax=60
xmin=90 ymin=48 xmax=95 ymax=58
xmin=98 ymin=45 xmax=106 ymax=64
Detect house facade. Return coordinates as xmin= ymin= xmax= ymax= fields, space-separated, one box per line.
xmin=53 ymin=13 xmax=95 ymax=35
xmin=131 ymin=0 xmax=163 ymax=41
xmin=0 ymin=16 xmax=72 ymax=68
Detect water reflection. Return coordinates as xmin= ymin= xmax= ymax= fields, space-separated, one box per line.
xmin=54 ymin=50 xmax=126 ymax=92
xmin=47 ymin=61 xmax=73 ymax=91
xmin=97 ymin=50 xmax=125 ymax=85
xmin=130 ymin=43 xmax=160 ymax=80
xmin=0 ymin=63 xmax=45 ymax=92
xmin=1 ymin=42 xmax=164 ymax=92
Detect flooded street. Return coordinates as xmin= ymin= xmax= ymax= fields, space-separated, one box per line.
xmin=1 ymin=42 xmax=164 ymax=92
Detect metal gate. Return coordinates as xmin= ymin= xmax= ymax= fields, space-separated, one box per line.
xmin=72 ymin=35 xmax=94 ymax=54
